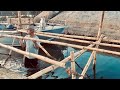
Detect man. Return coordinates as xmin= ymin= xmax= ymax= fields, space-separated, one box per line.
xmin=19 ymin=25 xmax=40 ymax=75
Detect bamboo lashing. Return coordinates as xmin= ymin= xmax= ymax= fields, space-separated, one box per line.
xmin=27 ymin=42 xmax=96 ymax=79
xmin=70 ymin=51 xmax=76 ymax=79
xmin=18 ymin=30 xmax=120 ymax=49
xmin=0 ymin=42 xmax=65 ymax=68
xmin=97 ymin=11 xmax=105 ymax=40
xmin=1 ymin=34 xmax=120 ymax=56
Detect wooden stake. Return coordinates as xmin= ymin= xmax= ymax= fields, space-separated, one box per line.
xmin=0 ymin=42 xmax=65 ymax=68
xmin=70 ymin=51 xmax=76 ymax=79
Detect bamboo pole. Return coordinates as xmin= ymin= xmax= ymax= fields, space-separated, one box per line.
xmin=1 ymin=34 xmax=120 ymax=56
xmin=38 ymin=44 xmax=56 ymax=60
xmin=97 ymin=11 xmax=105 ymax=40
xmin=70 ymin=51 xmax=76 ymax=79
xmin=18 ymin=29 xmax=120 ymax=44
xmin=18 ymin=30 xmax=120 ymax=49
xmin=93 ymin=35 xmax=103 ymax=79
xmin=79 ymin=52 xmax=94 ymax=79
xmin=0 ymin=42 xmax=65 ymax=68
xmin=27 ymin=43 xmax=96 ymax=79
xmin=18 ymin=11 xmax=22 ymax=29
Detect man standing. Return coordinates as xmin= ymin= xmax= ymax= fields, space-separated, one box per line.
xmin=19 ymin=25 xmax=40 ymax=75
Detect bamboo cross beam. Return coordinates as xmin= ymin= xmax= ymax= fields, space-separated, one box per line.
xmin=18 ymin=29 xmax=120 ymax=44
xmin=18 ymin=30 xmax=120 ymax=49
xmin=79 ymin=52 xmax=94 ymax=79
xmin=97 ymin=11 xmax=105 ymax=40
xmin=0 ymin=42 xmax=65 ymax=68
xmin=27 ymin=42 xmax=96 ymax=79
xmin=1 ymin=34 xmax=120 ymax=56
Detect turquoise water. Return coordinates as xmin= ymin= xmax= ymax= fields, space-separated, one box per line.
xmin=46 ymin=47 xmax=120 ymax=79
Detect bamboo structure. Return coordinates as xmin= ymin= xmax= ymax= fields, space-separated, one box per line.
xmin=0 ymin=42 xmax=65 ymax=68
xmin=18 ymin=30 xmax=120 ymax=49
xmin=70 ymin=51 xmax=76 ymax=79
xmin=27 ymin=42 xmax=97 ymax=79
xmin=1 ymin=34 xmax=120 ymax=56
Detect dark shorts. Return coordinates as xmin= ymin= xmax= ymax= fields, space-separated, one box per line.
xmin=24 ymin=57 xmax=38 ymax=68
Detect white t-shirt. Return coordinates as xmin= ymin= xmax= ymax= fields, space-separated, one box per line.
xmin=24 ymin=35 xmax=40 ymax=59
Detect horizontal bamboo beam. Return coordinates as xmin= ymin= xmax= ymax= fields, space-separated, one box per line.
xmin=1 ymin=34 xmax=120 ymax=56
xmin=18 ymin=30 xmax=120 ymax=49
xmin=0 ymin=42 xmax=65 ymax=68
xmin=18 ymin=29 xmax=120 ymax=44
xmin=27 ymin=43 xmax=96 ymax=79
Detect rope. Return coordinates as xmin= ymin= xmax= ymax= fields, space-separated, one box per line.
xmin=75 ymin=61 xmax=91 ymax=79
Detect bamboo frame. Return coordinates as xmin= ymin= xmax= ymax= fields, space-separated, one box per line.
xmin=70 ymin=51 xmax=76 ymax=79
xmin=27 ymin=42 xmax=96 ymax=79
xmin=1 ymin=34 xmax=120 ymax=56
xmin=18 ymin=30 xmax=120 ymax=49
xmin=0 ymin=42 xmax=65 ymax=68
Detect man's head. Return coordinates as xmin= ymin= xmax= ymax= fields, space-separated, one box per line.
xmin=27 ymin=25 xmax=35 ymax=35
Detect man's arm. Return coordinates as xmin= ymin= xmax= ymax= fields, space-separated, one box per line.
xmin=33 ymin=41 xmax=39 ymax=49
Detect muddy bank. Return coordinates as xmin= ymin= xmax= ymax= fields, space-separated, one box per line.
xmin=50 ymin=11 xmax=120 ymax=40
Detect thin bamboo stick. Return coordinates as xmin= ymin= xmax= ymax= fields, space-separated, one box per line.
xmin=3 ymin=38 xmax=16 ymax=66
xmin=70 ymin=51 xmax=76 ymax=79
xmin=79 ymin=52 xmax=94 ymax=79
xmin=0 ymin=42 xmax=65 ymax=68
xmin=97 ymin=11 xmax=105 ymax=39
xmin=27 ymin=43 xmax=96 ymax=79
xmin=38 ymin=44 xmax=56 ymax=60
xmin=18 ymin=30 xmax=120 ymax=49
xmin=1 ymin=34 xmax=120 ymax=56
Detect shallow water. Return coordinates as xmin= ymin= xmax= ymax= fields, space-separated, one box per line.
xmin=45 ymin=47 xmax=120 ymax=79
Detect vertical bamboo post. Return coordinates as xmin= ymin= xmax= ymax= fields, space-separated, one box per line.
xmin=93 ymin=35 xmax=103 ymax=79
xmin=18 ymin=11 xmax=22 ymax=29
xmin=70 ymin=51 xmax=76 ymax=79
xmin=97 ymin=11 xmax=105 ymax=40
